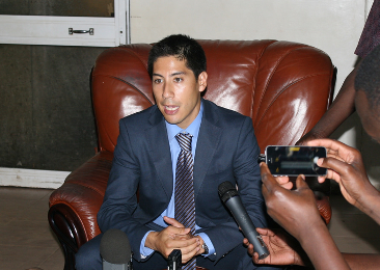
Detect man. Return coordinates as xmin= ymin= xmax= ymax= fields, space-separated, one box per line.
xmin=246 ymin=42 xmax=380 ymax=269
xmin=76 ymin=34 xmax=277 ymax=270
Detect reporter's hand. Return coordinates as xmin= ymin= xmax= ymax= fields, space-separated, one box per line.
xmin=244 ymin=228 xmax=305 ymax=266
xmin=145 ymin=217 xmax=200 ymax=263
xmin=260 ymin=162 xmax=351 ymax=270
xmin=306 ymin=139 xmax=380 ymax=216
xmin=296 ymin=130 xmax=326 ymax=146
xmin=275 ymin=176 xmax=293 ymax=190
xmin=261 ymin=163 xmax=323 ymax=241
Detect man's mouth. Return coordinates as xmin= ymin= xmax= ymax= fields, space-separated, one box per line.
xmin=164 ymin=105 xmax=179 ymax=111
xmin=163 ymin=105 xmax=179 ymax=115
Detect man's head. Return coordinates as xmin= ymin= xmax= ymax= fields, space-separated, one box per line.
xmin=148 ymin=34 xmax=208 ymax=129
xmin=354 ymin=43 xmax=380 ymax=143
xmin=148 ymin=34 xmax=207 ymax=80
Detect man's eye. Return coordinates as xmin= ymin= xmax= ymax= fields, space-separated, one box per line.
xmin=154 ymin=79 xmax=162 ymax=84
xmin=174 ymin=78 xmax=183 ymax=83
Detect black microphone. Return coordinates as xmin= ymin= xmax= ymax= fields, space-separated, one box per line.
xmin=167 ymin=249 xmax=182 ymax=270
xmin=218 ymin=181 xmax=269 ymax=260
xmin=100 ymin=229 xmax=133 ymax=270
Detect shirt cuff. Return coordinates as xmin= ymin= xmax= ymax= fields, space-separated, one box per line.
xmin=196 ymin=232 xmax=216 ymax=257
xmin=140 ymin=230 xmax=155 ymax=259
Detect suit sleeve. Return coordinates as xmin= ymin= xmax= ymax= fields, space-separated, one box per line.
xmin=200 ymin=117 xmax=266 ymax=262
xmin=97 ymin=119 xmax=151 ymax=262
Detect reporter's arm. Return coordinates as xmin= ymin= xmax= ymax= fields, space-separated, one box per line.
xmin=297 ymin=61 xmax=361 ymax=145
xmin=261 ymin=163 xmax=350 ymax=270
xmin=343 ymin=253 xmax=380 ymax=270
xmin=297 ymin=218 xmax=349 ymax=270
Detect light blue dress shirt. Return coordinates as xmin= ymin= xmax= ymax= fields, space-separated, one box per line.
xmin=140 ymin=101 xmax=216 ymax=258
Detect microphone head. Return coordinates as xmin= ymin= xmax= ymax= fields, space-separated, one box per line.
xmin=100 ymin=229 xmax=131 ymax=264
xmin=218 ymin=181 xmax=238 ymax=203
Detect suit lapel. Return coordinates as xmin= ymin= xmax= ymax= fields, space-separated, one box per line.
xmin=193 ymin=101 xmax=222 ymax=199
xmin=145 ymin=107 xmax=173 ymax=201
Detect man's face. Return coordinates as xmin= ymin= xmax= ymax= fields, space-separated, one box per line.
xmin=152 ymin=56 xmax=207 ymax=129
xmin=355 ymin=90 xmax=380 ymax=143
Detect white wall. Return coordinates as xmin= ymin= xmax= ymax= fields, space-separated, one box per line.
xmin=131 ymin=0 xmax=380 ymax=188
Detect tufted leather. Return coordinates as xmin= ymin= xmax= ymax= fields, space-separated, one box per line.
xmin=49 ymin=40 xmax=334 ymax=261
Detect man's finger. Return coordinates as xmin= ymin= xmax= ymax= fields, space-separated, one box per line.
xmin=164 ymin=225 xmax=191 ymax=237
xmin=164 ymin=216 xmax=185 ymax=228
xmin=180 ymin=241 xmax=200 ymax=263
xmin=256 ymin=227 xmax=272 ymax=237
xmin=280 ymin=181 xmax=293 ymax=190
xmin=317 ymin=175 xmax=327 ymax=184
xmin=306 ymin=139 xmax=357 ymax=163
xmin=168 ymin=237 xmax=198 ymax=249
xmin=260 ymin=163 xmax=279 ymax=192
xmin=276 ymin=176 xmax=290 ymax=184
xmin=317 ymin=156 xmax=353 ymax=183
xmin=306 ymin=138 xmax=341 ymax=149
xmin=294 ymin=174 xmax=308 ymax=191
xmin=252 ymin=248 xmax=266 ymax=264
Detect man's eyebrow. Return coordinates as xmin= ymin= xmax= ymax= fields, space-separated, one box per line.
xmin=171 ymin=71 xmax=186 ymax=76
xmin=152 ymin=71 xmax=187 ymax=77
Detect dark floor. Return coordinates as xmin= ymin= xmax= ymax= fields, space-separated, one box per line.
xmin=0 ymin=187 xmax=379 ymax=270
xmin=0 ymin=187 xmax=64 ymax=270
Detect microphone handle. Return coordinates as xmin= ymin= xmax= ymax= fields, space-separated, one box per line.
xmin=225 ymin=196 xmax=269 ymax=259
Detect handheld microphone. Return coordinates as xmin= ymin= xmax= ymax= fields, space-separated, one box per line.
xmin=218 ymin=181 xmax=269 ymax=260
xmin=167 ymin=249 xmax=182 ymax=270
xmin=100 ymin=229 xmax=133 ymax=270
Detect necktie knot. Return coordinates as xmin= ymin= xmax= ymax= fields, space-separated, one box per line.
xmin=175 ymin=133 xmax=192 ymax=153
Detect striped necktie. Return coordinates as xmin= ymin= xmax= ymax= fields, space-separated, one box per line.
xmin=175 ymin=133 xmax=196 ymax=270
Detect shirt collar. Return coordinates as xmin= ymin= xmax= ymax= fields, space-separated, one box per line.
xmin=165 ymin=100 xmax=204 ymax=139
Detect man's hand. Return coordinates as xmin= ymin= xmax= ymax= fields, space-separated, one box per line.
xmin=145 ymin=217 xmax=200 ymax=263
xmin=244 ymin=228 xmax=306 ymax=266
xmin=193 ymin=235 xmax=206 ymax=256
xmin=261 ymin=163 xmax=323 ymax=241
xmin=296 ymin=130 xmax=326 ymax=146
xmin=306 ymin=139 xmax=380 ymax=220
xmin=274 ymin=175 xmax=293 ymax=190
xmin=260 ymin=162 xmax=351 ymax=270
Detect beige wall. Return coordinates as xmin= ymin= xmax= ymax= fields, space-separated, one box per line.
xmin=130 ymin=0 xmax=364 ymax=98
xmin=130 ymin=0 xmax=380 ymax=187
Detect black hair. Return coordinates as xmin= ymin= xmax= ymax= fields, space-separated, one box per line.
xmin=147 ymin=34 xmax=207 ymax=80
xmin=355 ymin=43 xmax=380 ymax=110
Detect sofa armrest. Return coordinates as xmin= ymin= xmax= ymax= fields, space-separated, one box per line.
xmin=49 ymin=151 xmax=113 ymax=244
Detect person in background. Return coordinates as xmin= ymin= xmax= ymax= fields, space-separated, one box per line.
xmin=297 ymin=0 xmax=380 ymax=145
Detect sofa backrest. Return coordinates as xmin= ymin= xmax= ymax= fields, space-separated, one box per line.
xmin=92 ymin=40 xmax=334 ymax=154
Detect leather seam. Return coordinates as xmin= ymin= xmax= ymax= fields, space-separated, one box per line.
xmin=254 ymin=43 xmax=306 ymax=122
xmin=256 ymin=73 xmax=329 ymax=127
xmin=252 ymin=40 xmax=277 ymax=120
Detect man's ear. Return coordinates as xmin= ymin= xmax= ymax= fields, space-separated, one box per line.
xmin=198 ymin=71 xmax=208 ymax=93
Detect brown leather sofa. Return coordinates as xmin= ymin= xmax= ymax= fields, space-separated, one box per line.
xmin=48 ymin=39 xmax=335 ymax=270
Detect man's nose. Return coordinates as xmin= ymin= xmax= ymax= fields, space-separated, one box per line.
xmin=162 ymin=82 xmax=174 ymax=99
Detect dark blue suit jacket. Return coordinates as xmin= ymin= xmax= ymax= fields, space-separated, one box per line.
xmin=97 ymin=99 xmax=267 ymax=263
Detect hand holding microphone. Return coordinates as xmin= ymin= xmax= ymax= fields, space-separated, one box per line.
xmin=218 ymin=181 xmax=269 ymax=260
